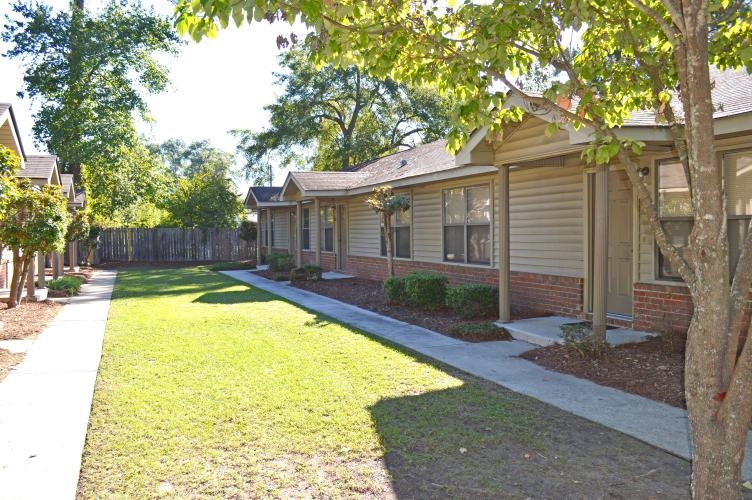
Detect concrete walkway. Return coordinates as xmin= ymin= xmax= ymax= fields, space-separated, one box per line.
xmin=222 ymin=270 xmax=752 ymax=479
xmin=0 ymin=270 xmax=116 ymax=500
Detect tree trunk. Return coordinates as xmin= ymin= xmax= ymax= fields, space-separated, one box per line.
xmin=7 ymin=250 xmax=30 ymax=309
xmin=384 ymin=214 xmax=394 ymax=277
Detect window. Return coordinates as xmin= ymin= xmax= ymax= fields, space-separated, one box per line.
xmin=380 ymin=194 xmax=411 ymax=259
xmin=302 ymin=208 xmax=310 ymax=250
xmin=320 ymin=206 xmax=335 ymax=251
xmin=656 ymin=151 xmax=752 ymax=280
xmin=443 ymin=185 xmax=491 ymax=265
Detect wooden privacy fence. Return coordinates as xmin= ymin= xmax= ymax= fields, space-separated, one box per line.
xmin=94 ymin=228 xmax=256 ymax=263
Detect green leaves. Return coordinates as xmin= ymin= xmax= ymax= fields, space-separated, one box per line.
xmin=233 ymin=48 xmax=454 ymax=174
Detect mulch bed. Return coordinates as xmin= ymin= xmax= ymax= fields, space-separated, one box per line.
xmin=0 ymin=299 xmax=63 ymax=382
xmin=279 ymin=275 xmax=509 ymax=342
xmin=520 ymin=338 xmax=686 ymax=408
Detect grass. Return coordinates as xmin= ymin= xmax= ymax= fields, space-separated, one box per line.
xmin=78 ymin=267 xmax=690 ymax=498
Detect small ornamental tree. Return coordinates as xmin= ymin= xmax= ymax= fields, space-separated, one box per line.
xmin=66 ymin=209 xmax=91 ymax=244
xmin=0 ymin=180 xmax=70 ymax=308
xmin=366 ymin=185 xmax=410 ymax=277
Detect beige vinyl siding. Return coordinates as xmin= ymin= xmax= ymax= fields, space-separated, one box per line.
xmin=412 ymin=185 xmax=444 ymax=262
xmin=347 ymin=195 xmax=381 ymax=257
xmin=494 ymin=118 xmax=576 ymax=164
xmin=637 ymin=157 xmax=657 ymax=283
xmin=509 ymin=164 xmax=584 ymax=277
xmin=271 ymin=207 xmax=290 ymax=249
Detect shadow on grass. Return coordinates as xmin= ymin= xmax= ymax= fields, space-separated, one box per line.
xmin=192 ymin=290 xmax=276 ymax=305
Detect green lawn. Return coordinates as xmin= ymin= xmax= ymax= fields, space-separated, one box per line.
xmin=78 ymin=267 xmax=690 ymax=498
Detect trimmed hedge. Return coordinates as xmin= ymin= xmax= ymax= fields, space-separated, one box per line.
xmin=383 ymin=276 xmax=406 ymax=305
xmin=445 ymin=284 xmax=498 ymax=319
xmin=267 ymin=252 xmax=294 ymax=272
xmin=47 ymin=276 xmax=83 ymax=296
xmin=403 ymin=272 xmax=448 ymax=310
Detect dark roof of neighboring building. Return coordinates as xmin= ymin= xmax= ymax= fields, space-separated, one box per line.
xmin=17 ymin=155 xmax=57 ymax=180
xmin=249 ymin=186 xmax=284 ymax=202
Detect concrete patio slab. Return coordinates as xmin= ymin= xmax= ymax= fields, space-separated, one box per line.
xmin=502 ymin=315 xmax=655 ymax=347
xmin=321 ymin=271 xmax=353 ymax=280
xmin=0 ymin=269 xmax=116 ymax=500
xmin=221 ymin=270 xmax=752 ymax=480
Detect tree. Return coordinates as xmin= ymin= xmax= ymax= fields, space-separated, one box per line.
xmin=0 ymin=179 xmax=69 ymax=308
xmin=3 ymin=0 xmax=181 ymax=181
xmin=83 ymin=143 xmax=169 ymax=227
xmin=66 ymin=210 xmax=91 ymax=244
xmin=163 ymin=171 xmax=244 ymax=229
xmin=175 ymin=0 xmax=752 ymax=496
xmin=231 ymin=48 xmax=454 ymax=182
xmin=366 ymin=185 xmax=410 ymax=277
xmin=149 ymin=139 xmax=237 ymax=179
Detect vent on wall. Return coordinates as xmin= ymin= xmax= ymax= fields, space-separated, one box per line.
xmin=511 ymin=156 xmax=565 ymax=169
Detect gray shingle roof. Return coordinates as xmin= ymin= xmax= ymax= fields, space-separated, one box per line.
xmin=621 ymin=67 xmax=752 ymax=126
xmin=250 ymin=186 xmax=284 ymax=202
xmin=17 ymin=155 xmax=56 ymax=180
xmin=291 ymin=171 xmax=372 ymax=191
xmin=287 ymin=140 xmax=455 ymax=192
xmin=60 ymin=173 xmax=74 ymax=195
xmin=74 ymin=189 xmax=85 ymax=205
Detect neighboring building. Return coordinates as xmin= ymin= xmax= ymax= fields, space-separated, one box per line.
xmin=0 ymin=103 xmax=26 ymax=288
xmin=244 ymin=186 xmax=296 ymax=261
xmin=16 ymin=155 xmax=62 ymax=188
xmin=244 ymin=68 xmax=752 ymax=334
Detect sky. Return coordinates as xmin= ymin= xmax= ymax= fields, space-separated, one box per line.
xmin=0 ymin=0 xmax=293 ymax=190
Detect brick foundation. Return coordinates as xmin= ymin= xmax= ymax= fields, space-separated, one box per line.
xmin=343 ymin=254 xmax=584 ymax=319
xmin=510 ymin=272 xmax=584 ymax=319
xmin=300 ymin=250 xmax=336 ymax=271
xmin=633 ymin=282 xmax=693 ymax=334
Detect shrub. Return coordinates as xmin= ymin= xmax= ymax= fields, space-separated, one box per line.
xmin=448 ymin=322 xmax=512 ymax=341
xmin=445 ymin=284 xmax=498 ymax=319
xmin=289 ymin=267 xmax=307 ymax=282
xmin=403 ymin=272 xmax=448 ymax=310
xmin=383 ymin=276 xmax=406 ymax=305
xmin=267 ymin=252 xmax=293 ymax=272
xmin=560 ymin=322 xmax=608 ymax=358
xmin=47 ymin=276 xmax=83 ymax=296
xmin=303 ymin=265 xmax=323 ymax=280
xmin=208 ymin=260 xmax=256 ymax=271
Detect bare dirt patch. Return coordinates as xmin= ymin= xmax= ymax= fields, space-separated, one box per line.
xmin=0 ymin=300 xmax=63 ymax=382
xmin=520 ymin=338 xmax=686 ymax=408
xmin=288 ymin=276 xmax=510 ymax=341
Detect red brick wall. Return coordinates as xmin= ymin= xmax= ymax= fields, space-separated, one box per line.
xmin=633 ymin=282 xmax=694 ymax=334
xmin=510 ymin=272 xmax=584 ymax=318
xmin=301 ymin=250 xmax=336 ymax=271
